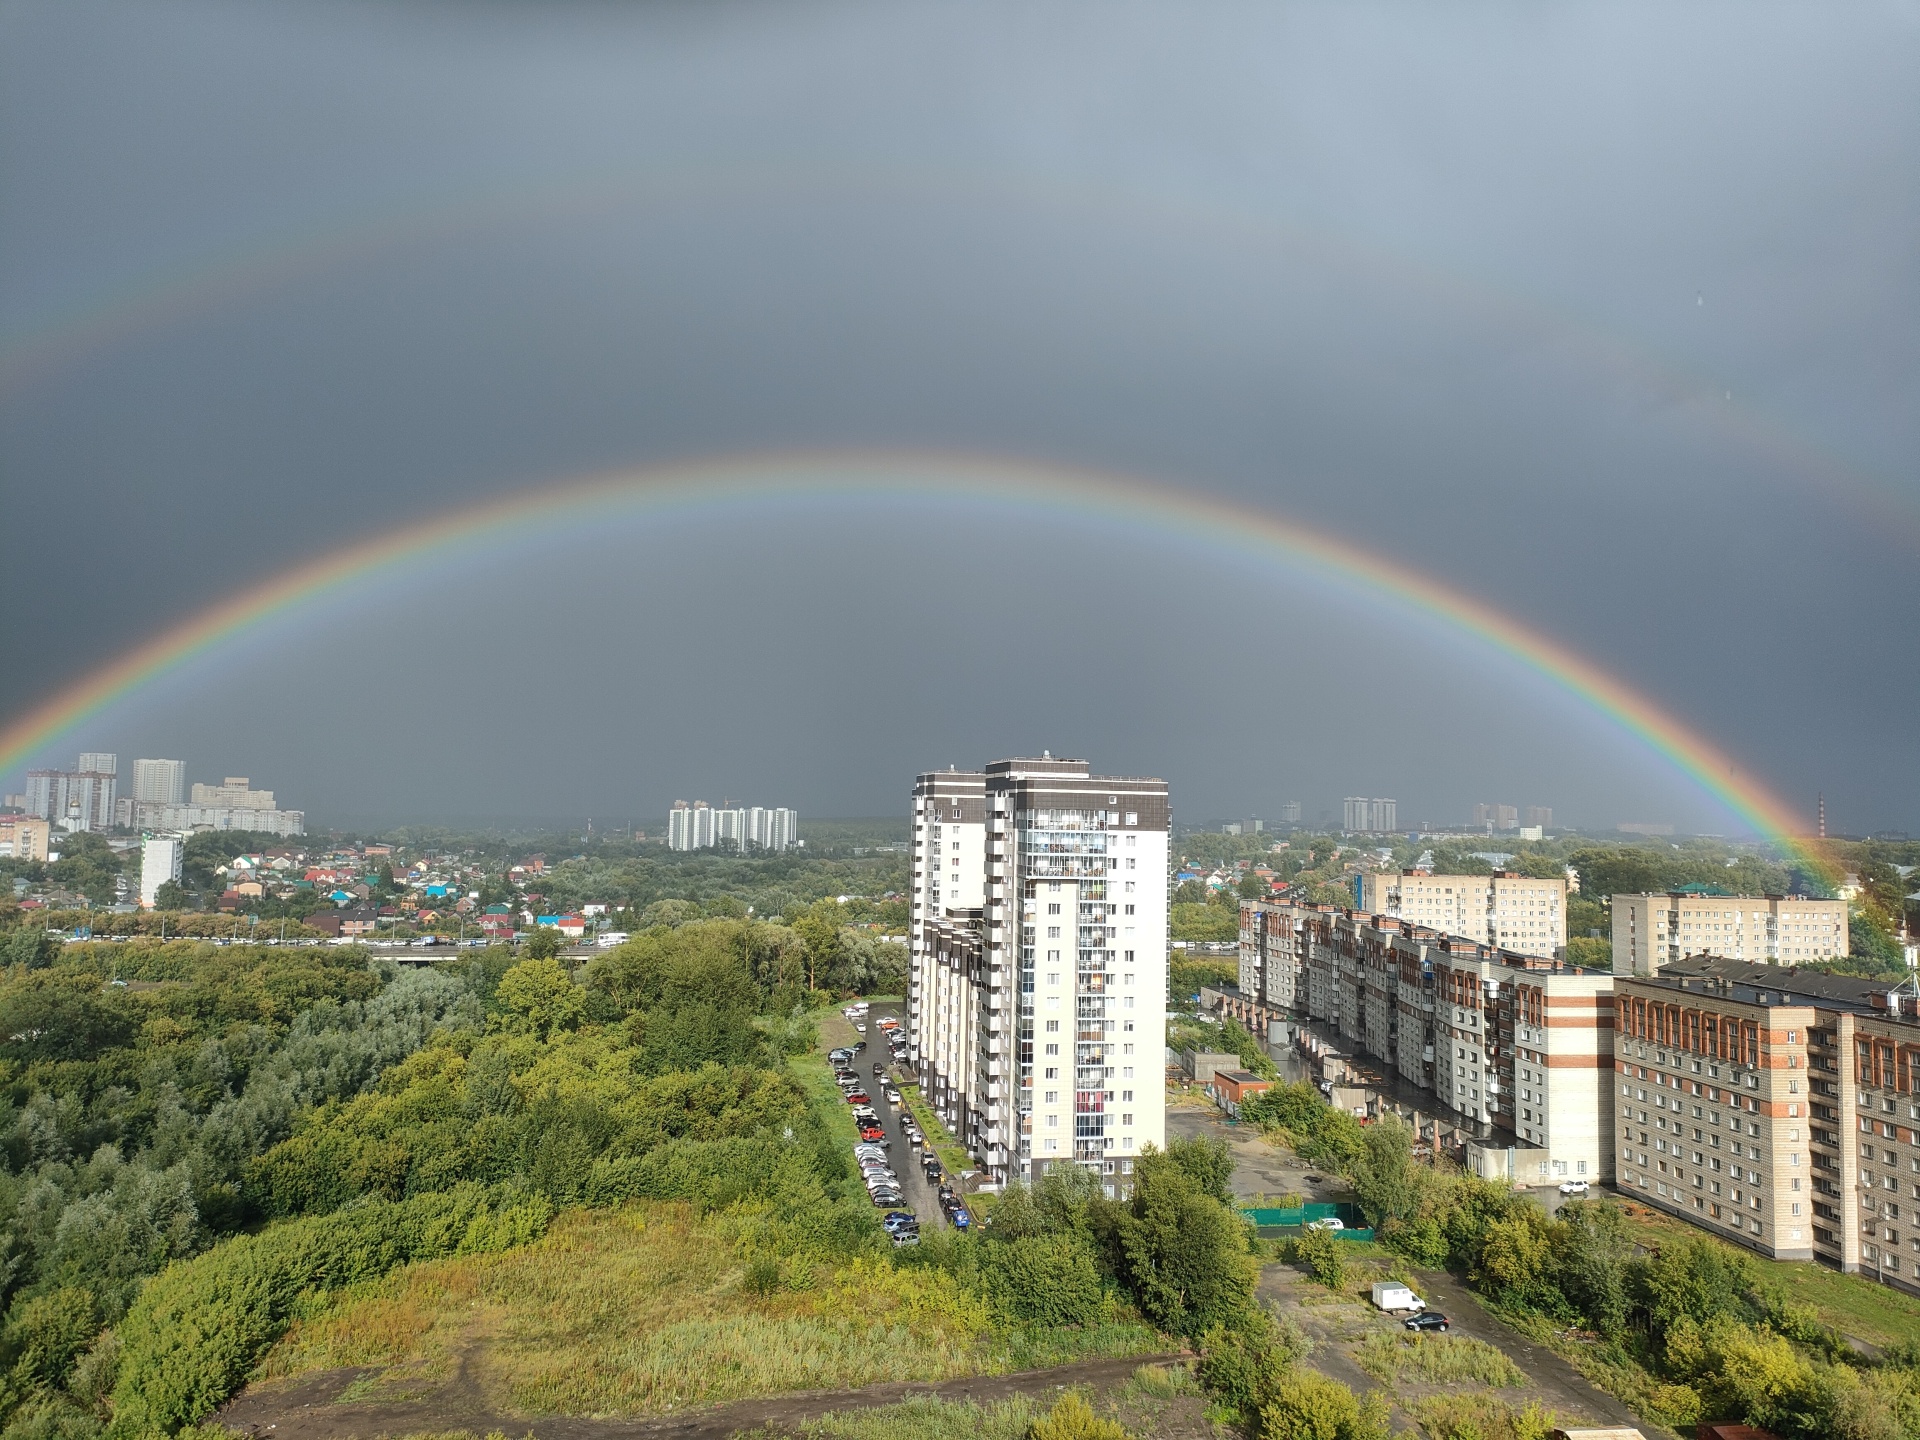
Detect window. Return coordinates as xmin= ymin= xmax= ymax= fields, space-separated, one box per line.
xmin=1044 ymin=1064 xmax=1057 ymax=1076
xmin=1044 ymin=1090 xmax=1058 ymax=1103
xmin=1045 ymin=1020 xmax=1060 ymax=1033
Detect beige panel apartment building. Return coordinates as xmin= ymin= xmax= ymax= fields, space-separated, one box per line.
xmin=1613 ymin=958 xmax=1920 ymax=1293
xmin=1363 ymin=871 xmax=1567 ymax=958
xmin=1611 ymin=892 xmax=1848 ymax=976
xmin=1247 ymin=898 xmax=1617 ymax=1184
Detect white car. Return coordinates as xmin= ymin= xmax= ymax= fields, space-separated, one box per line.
xmin=1558 ymin=1179 xmax=1590 ymax=1196
xmin=1305 ymin=1217 xmax=1345 ymax=1231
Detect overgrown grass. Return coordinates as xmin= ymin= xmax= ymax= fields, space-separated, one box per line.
xmin=1354 ymin=1331 xmax=1525 ymax=1388
xmin=1405 ymin=1392 xmax=1561 ymax=1440
xmin=258 ymin=1203 xmax=1161 ymax=1416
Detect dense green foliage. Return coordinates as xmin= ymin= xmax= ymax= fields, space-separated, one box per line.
xmin=1240 ymin=1081 xmax=1920 ymax=1440
xmin=0 ymin=918 xmax=905 ymax=1438
xmin=908 ymin=1137 xmax=1259 ymax=1344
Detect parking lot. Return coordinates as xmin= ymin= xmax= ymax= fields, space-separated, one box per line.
xmin=826 ymin=1000 xmax=971 ymax=1240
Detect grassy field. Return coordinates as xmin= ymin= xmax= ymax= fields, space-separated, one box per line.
xmin=256 ymin=1204 xmax=1161 ymax=1416
xmin=1617 ymin=1198 xmax=1920 ymax=1349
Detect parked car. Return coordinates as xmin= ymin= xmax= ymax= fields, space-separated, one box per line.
xmin=890 ymin=1229 xmax=920 ymax=1247
xmin=1558 ymin=1179 xmax=1590 ymax=1196
xmin=859 ymin=1127 xmax=885 ymax=1143
xmin=829 ymin=1049 xmax=854 ymax=1065
xmin=1405 ymin=1311 xmax=1450 ymax=1332
xmin=1305 ymin=1217 xmax=1345 ymax=1231
xmin=872 ymin=1062 xmax=886 ymax=1076
xmin=882 ymin=1211 xmax=917 ymax=1230
xmin=947 ymin=1206 xmax=971 ymax=1230
xmin=870 ymin=1190 xmax=904 ymax=1207
xmin=845 ymin=1091 xmax=870 ymax=1106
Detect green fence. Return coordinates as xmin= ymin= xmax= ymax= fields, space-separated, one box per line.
xmin=1242 ymin=1201 xmax=1373 ymax=1241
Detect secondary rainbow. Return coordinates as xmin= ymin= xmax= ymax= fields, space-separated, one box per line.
xmin=0 ymin=451 xmax=1822 ymax=866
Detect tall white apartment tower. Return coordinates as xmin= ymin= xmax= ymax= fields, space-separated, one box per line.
xmin=910 ymin=755 xmax=1169 ymax=1194
xmin=133 ymin=759 xmax=187 ymax=806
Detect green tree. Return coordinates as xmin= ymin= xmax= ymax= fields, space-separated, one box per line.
xmin=493 ymin=957 xmax=584 ymax=1038
xmin=521 ymin=926 xmax=563 ymax=960
xmin=1107 ymin=1146 xmax=1257 ymax=1336
xmin=152 ymin=880 xmax=191 ymax=912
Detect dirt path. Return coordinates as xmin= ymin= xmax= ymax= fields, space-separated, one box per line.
xmin=217 ymin=1351 xmax=1189 ymax=1440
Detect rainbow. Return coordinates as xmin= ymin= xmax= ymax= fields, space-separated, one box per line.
xmin=0 ymin=451 xmax=1825 ymax=866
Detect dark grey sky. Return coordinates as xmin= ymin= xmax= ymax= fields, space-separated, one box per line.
xmin=2 ymin=0 xmax=1915 ymax=834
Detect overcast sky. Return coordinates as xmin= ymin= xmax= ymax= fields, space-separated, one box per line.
xmin=2 ymin=0 xmax=1915 ymax=834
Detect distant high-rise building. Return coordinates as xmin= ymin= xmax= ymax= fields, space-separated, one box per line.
xmin=1525 ymin=806 xmax=1553 ymax=829
xmin=133 ymin=758 xmax=186 ymax=806
xmin=1497 ymin=803 xmax=1519 ymax=831
xmin=25 ymin=756 xmax=118 ymax=831
xmin=909 ymin=756 xmax=1169 ymax=1191
xmin=1280 ymin=801 xmax=1302 ymax=826
xmin=126 ymin=775 xmax=303 ymax=835
xmin=1343 ymin=797 xmax=1397 ymax=833
xmin=140 ymin=836 xmax=184 ymax=908
xmin=667 ymin=800 xmax=796 ymax=851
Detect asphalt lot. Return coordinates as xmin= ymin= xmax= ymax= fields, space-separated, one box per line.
xmin=833 ymin=1002 xmax=953 ymax=1232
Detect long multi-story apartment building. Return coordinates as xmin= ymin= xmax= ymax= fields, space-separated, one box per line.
xmin=1240 ymin=897 xmax=1617 ymax=1185
xmin=1611 ymin=892 xmax=1848 ymax=975
xmin=25 ymin=755 xmax=118 ymax=832
xmin=910 ymin=756 xmax=1168 ymax=1194
xmin=667 ymin=801 xmax=798 ymax=852
xmin=1613 ymin=958 xmax=1920 ymax=1292
xmin=1361 ymin=870 xmax=1567 ymax=959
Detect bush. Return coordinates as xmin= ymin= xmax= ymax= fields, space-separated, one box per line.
xmin=1027 ymin=1392 xmax=1127 ymax=1440
xmin=1289 ymin=1226 xmax=1345 ymax=1292
xmin=1259 ymin=1368 xmax=1389 ymax=1440
xmin=980 ymin=1235 xmax=1108 ymax=1329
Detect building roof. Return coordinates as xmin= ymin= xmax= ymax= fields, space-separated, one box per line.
xmin=1646 ymin=956 xmax=1915 ymax=1018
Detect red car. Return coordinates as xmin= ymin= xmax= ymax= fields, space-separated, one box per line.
xmin=859 ymin=1126 xmax=885 ymax=1142
xmin=845 ymin=1091 xmax=870 ymax=1106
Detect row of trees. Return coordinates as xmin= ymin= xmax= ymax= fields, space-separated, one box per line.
xmin=1242 ymin=1079 xmax=1920 ymax=1440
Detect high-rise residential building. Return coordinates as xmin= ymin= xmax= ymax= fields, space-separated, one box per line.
xmin=745 ymin=806 xmax=798 ymax=851
xmin=1344 ymin=797 xmax=1397 ymax=833
xmin=668 ymin=801 xmax=712 ymax=850
xmin=1613 ymin=958 xmax=1920 ymax=1291
xmin=1362 ymin=871 xmax=1567 ymax=958
xmin=140 ymin=836 xmax=184 ymax=908
xmin=1241 ymin=896 xmax=1618 ymax=1185
xmin=133 ymin=758 xmax=186 ymax=806
xmin=1611 ymin=893 xmax=1849 ymax=976
xmin=25 ymin=756 xmax=118 ymax=832
xmin=1281 ymin=801 xmax=1302 ymax=826
xmin=666 ymin=801 xmax=797 ymax=852
xmin=1525 ymin=806 xmax=1553 ymax=829
xmin=909 ymin=756 xmax=1169 ymax=1193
